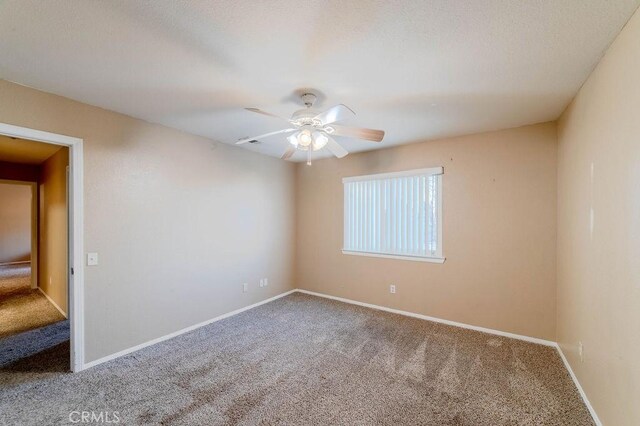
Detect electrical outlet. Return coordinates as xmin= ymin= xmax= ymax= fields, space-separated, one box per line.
xmin=243 ymin=283 xmax=248 ymax=293
xmin=578 ymin=342 xmax=584 ymax=362
xmin=389 ymin=284 xmax=396 ymax=294
xmin=264 ymin=278 xmax=268 ymax=287
xmin=259 ymin=279 xmax=264 ymax=288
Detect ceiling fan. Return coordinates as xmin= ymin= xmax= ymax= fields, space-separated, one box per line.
xmin=235 ymin=93 xmax=385 ymax=165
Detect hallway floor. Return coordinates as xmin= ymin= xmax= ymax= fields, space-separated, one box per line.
xmin=0 ymin=264 xmax=65 ymax=338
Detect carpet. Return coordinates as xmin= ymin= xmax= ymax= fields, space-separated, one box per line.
xmin=0 ymin=319 xmax=70 ymax=368
xmin=0 ymin=293 xmax=594 ymax=425
xmin=0 ymin=264 xmax=66 ymax=338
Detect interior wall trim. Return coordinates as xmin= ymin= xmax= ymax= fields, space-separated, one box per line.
xmin=296 ymin=289 xmax=556 ymax=346
xmin=82 ymin=290 xmax=296 ymax=370
xmin=555 ymin=343 xmax=602 ymax=425
xmin=0 ymin=121 xmax=84 ymax=372
xmin=295 ymin=288 xmax=600 ymax=425
xmin=78 ymin=287 xmax=601 ymax=425
xmin=38 ymin=287 xmax=67 ymax=319
xmin=0 ymin=261 xmax=31 ymax=266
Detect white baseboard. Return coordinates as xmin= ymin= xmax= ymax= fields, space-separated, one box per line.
xmin=295 ymin=289 xmax=556 ymax=346
xmin=38 ymin=287 xmax=67 ymax=319
xmin=554 ymin=343 xmax=602 ymax=426
xmin=82 ymin=289 xmax=296 ymax=370
xmin=0 ymin=260 xmax=31 ymax=266
xmin=76 ymin=286 xmax=600 ymax=426
xmin=295 ymin=288 xmax=600 ymax=424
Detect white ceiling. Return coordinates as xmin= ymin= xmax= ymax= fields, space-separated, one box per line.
xmin=0 ymin=1 xmax=638 ymax=162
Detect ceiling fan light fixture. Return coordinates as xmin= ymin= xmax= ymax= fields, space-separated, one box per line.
xmin=298 ymin=129 xmax=312 ymax=147
xmin=287 ymin=133 xmax=299 ymax=147
xmin=312 ymin=132 xmax=328 ymax=151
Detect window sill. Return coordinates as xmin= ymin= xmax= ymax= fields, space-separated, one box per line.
xmin=341 ymin=250 xmax=446 ymax=263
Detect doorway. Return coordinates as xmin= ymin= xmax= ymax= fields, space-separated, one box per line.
xmin=0 ymin=179 xmax=54 ymax=333
xmin=0 ymin=123 xmax=84 ymax=372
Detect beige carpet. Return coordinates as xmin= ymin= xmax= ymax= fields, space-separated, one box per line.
xmin=0 ymin=292 xmax=593 ymax=425
xmin=0 ymin=264 xmax=66 ymax=338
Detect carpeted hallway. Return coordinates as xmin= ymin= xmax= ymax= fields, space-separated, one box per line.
xmin=0 ymin=264 xmax=66 ymax=338
xmin=0 ymin=293 xmax=593 ymax=425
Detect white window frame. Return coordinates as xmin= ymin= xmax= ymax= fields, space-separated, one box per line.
xmin=342 ymin=167 xmax=444 ymax=263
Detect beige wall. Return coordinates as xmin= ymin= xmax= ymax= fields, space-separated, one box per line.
xmin=38 ymin=147 xmax=68 ymax=315
xmin=557 ymin=8 xmax=640 ymax=426
xmin=296 ymin=122 xmax=557 ymax=340
xmin=0 ymin=183 xmax=31 ymax=264
xmin=0 ymin=79 xmax=296 ymax=362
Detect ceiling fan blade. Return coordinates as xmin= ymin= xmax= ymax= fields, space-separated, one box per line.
xmin=326 ymin=124 xmax=384 ymax=142
xmin=235 ymin=128 xmax=297 ymax=145
xmin=326 ymin=136 xmax=348 ymax=158
xmin=281 ymin=145 xmax=296 ymax=160
xmin=314 ymin=104 xmax=355 ymax=125
xmin=245 ymin=108 xmax=291 ymax=123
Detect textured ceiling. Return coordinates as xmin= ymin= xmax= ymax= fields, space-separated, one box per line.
xmin=0 ymin=1 xmax=638 ymax=162
xmin=0 ymin=135 xmax=62 ymax=165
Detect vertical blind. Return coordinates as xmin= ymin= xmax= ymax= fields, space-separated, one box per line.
xmin=343 ymin=168 xmax=443 ymax=259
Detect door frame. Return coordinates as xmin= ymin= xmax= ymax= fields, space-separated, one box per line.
xmin=0 ymin=122 xmax=84 ymax=372
xmin=0 ymin=179 xmax=37 ymax=289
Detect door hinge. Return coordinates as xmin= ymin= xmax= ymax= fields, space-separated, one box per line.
xmin=71 ymin=267 xmax=74 ymax=275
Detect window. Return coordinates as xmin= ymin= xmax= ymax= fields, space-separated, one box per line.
xmin=342 ymin=167 xmax=444 ymax=262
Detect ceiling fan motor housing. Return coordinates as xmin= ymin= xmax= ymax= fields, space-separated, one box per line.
xmin=301 ymin=92 xmax=317 ymax=107
xmin=291 ymin=108 xmax=318 ymax=119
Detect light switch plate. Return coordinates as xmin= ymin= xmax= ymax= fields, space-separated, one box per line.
xmin=87 ymin=252 xmax=98 ymax=266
